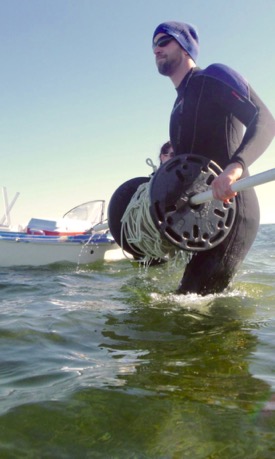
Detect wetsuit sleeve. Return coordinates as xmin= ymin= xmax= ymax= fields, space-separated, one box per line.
xmin=229 ymin=86 xmax=275 ymax=169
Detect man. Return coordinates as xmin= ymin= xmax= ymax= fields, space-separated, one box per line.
xmin=152 ymin=21 xmax=275 ymax=295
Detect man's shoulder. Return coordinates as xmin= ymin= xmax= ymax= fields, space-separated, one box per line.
xmin=194 ymin=63 xmax=249 ymax=97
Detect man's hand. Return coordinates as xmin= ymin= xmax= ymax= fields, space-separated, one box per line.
xmin=211 ymin=162 xmax=243 ymax=202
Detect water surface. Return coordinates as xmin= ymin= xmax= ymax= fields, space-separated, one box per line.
xmin=0 ymin=224 xmax=275 ymax=458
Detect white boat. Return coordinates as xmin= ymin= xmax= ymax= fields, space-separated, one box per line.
xmin=0 ymin=198 xmax=126 ymax=267
xmin=0 ymin=231 xmax=125 ymax=267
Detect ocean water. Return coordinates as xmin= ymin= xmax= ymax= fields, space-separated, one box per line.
xmin=0 ymin=224 xmax=275 ymax=458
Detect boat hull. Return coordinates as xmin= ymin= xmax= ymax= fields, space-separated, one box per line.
xmin=0 ymin=233 xmax=125 ymax=267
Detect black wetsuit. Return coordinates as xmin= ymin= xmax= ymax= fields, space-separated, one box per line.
xmin=170 ymin=64 xmax=275 ymax=295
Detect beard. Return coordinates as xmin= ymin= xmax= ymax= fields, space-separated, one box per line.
xmin=156 ymin=48 xmax=183 ymax=76
xmin=157 ymin=59 xmax=174 ymax=76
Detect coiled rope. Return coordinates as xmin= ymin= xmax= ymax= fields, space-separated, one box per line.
xmin=120 ymin=177 xmax=189 ymax=266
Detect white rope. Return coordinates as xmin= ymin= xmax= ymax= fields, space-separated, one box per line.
xmin=146 ymin=157 xmax=158 ymax=173
xmin=120 ymin=179 xmax=189 ymax=265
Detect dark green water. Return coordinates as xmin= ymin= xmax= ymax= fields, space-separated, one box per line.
xmin=0 ymin=225 xmax=275 ymax=458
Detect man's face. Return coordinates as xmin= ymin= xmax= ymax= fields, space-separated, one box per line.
xmin=153 ymin=33 xmax=185 ymax=76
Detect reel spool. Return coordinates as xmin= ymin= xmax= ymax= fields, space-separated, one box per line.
xmin=108 ymin=176 xmax=150 ymax=258
xmin=149 ymin=154 xmax=236 ymax=251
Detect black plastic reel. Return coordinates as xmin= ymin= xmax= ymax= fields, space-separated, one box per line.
xmin=107 ymin=176 xmax=150 ymax=259
xmin=149 ymin=154 xmax=237 ymax=251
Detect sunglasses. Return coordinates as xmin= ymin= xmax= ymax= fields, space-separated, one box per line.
xmin=153 ymin=35 xmax=174 ymax=50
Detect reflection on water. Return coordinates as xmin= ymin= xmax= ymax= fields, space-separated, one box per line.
xmin=0 ymin=226 xmax=275 ymax=457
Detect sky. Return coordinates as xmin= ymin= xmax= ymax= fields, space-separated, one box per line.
xmin=0 ymin=0 xmax=275 ymax=227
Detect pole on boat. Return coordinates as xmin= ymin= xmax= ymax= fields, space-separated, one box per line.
xmin=0 ymin=187 xmax=20 ymax=227
xmin=190 ymin=168 xmax=275 ymax=206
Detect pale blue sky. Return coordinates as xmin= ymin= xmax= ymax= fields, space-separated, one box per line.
xmin=1 ymin=0 xmax=275 ymax=225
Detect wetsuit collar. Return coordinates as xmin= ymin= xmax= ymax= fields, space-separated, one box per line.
xmin=176 ymin=67 xmax=199 ymax=93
